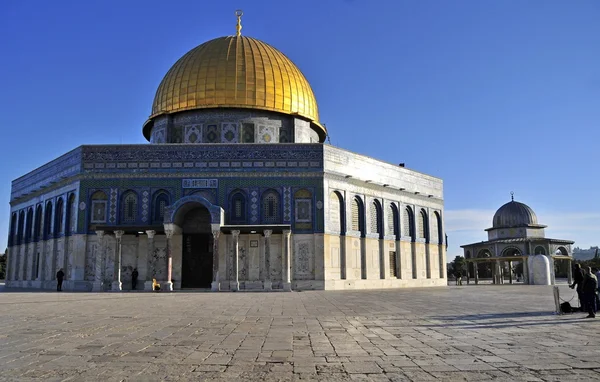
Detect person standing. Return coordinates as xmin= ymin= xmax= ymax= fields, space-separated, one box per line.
xmin=582 ymin=267 xmax=597 ymax=318
xmin=131 ymin=268 xmax=139 ymax=291
xmin=570 ymin=264 xmax=585 ymax=311
xmin=56 ymin=268 xmax=65 ymax=292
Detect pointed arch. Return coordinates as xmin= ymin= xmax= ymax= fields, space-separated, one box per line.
xmin=261 ymin=189 xmax=281 ymax=224
xmin=329 ymin=191 xmax=345 ymax=234
xmin=121 ymin=190 xmax=138 ymax=224
xmin=417 ymin=208 xmax=428 ymax=241
xmin=370 ymin=199 xmax=383 ymax=238
xmin=44 ymin=201 xmax=53 ymax=239
xmin=55 ymin=197 xmax=64 ymax=235
xmin=17 ymin=210 xmax=25 ymax=245
xmin=403 ymin=206 xmax=415 ymax=240
xmin=352 ymin=196 xmax=365 ymax=236
xmin=9 ymin=213 xmax=17 ymax=247
xmin=33 ymin=205 xmax=42 ymax=242
xmin=25 ymin=208 xmax=33 ymax=243
xmin=432 ymin=211 xmax=442 ymax=244
xmin=387 ymin=203 xmax=399 ymax=239
xmin=152 ymin=190 xmax=171 ymax=224
xmin=229 ymin=189 xmax=247 ymax=224
xmin=66 ymin=194 xmax=76 ymax=234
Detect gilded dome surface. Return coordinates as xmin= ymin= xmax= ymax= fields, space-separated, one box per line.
xmin=146 ymin=35 xmax=324 ymax=138
xmin=492 ymin=201 xmax=538 ymax=228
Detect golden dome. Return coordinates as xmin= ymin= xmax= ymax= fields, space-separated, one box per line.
xmin=144 ymin=35 xmax=325 ymax=139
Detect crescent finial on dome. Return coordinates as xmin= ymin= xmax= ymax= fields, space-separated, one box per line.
xmin=235 ymin=10 xmax=243 ymax=37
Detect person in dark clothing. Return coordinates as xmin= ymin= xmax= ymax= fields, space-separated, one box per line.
xmin=131 ymin=268 xmax=139 ymax=290
xmin=570 ymin=263 xmax=585 ymax=311
xmin=56 ymin=269 xmax=65 ymax=292
xmin=582 ymin=267 xmax=598 ymax=318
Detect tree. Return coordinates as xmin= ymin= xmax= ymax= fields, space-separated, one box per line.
xmin=450 ymin=255 xmax=467 ymax=277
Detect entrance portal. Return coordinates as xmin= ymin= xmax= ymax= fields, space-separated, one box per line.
xmin=182 ymin=234 xmax=213 ymax=288
xmin=181 ymin=207 xmax=213 ymax=288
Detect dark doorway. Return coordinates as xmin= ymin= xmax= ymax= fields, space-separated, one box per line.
xmin=182 ymin=233 xmax=213 ymax=288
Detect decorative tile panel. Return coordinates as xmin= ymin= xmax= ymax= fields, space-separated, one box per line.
xmin=250 ymin=188 xmax=259 ymax=223
xmin=184 ymin=124 xmax=202 ymax=143
xmin=221 ymin=123 xmax=238 ymax=143
xmin=283 ymin=186 xmax=291 ymax=223
xmin=257 ymin=126 xmax=278 ymax=143
xmin=141 ymin=190 xmax=150 ymax=223
xmin=109 ymin=188 xmax=118 ymax=224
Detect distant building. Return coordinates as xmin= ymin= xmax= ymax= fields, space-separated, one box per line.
xmin=461 ymin=196 xmax=574 ymax=285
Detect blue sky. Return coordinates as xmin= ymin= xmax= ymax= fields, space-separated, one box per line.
xmin=1 ymin=0 xmax=599 ymax=259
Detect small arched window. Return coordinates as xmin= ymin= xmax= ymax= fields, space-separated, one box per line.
xmin=534 ymin=246 xmax=546 ymax=255
xmin=121 ymin=191 xmax=138 ymax=223
xmin=55 ymin=197 xmax=64 ymax=235
xmin=91 ymin=191 xmax=108 ymax=223
xmin=370 ymin=200 xmax=382 ymax=236
xmin=432 ymin=211 xmax=442 ymax=244
xmin=329 ymin=191 xmax=345 ymax=234
xmin=230 ymin=191 xmax=247 ymax=223
xmin=33 ymin=205 xmax=42 ymax=241
xmin=261 ymin=189 xmax=280 ymax=224
xmin=388 ymin=203 xmax=399 ymax=238
xmin=403 ymin=206 xmax=414 ymax=239
xmin=152 ymin=191 xmax=170 ymax=224
xmin=351 ymin=196 xmax=365 ymax=235
xmin=44 ymin=201 xmax=53 ymax=239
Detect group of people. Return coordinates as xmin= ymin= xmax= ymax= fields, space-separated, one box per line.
xmin=570 ymin=263 xmax=600 ymax=318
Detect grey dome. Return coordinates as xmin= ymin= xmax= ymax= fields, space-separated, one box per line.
xmin=492 ymin=201 xmax=538 ymax=228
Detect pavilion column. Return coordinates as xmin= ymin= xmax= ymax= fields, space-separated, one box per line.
xmin=474 ymin=261 xmax=479 ymax=285
xmin=144 ymin=230 xmax=156 ymax=291
xmin=495 ymin=260 xmax=501 ymax=285
xmin=92 ymin=231 xmax=106 ymax=291
xmin=111 ymin=230 xmax=124 ymax=291
xmin=508 ymin=260 xmax=513 ymax=284
xmin=211 ymin=228 xmax=221 ymax=291
xmin=230 ymin=230 xmax=240 ymax=291
xmin=567 ymin=260 xmax=573 ymax=284
xmin=163 ymin=228 xmax=174 ymax=292
xmin=282 ymin=230 xmax=292 ymax=291
xmin=263 ymin=229 xmax=272 ymax=290
xmin=523 ymin=257 xmax=529 ymax=284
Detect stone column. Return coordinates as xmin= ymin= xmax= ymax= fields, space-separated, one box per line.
xmin=282 ymin=230 xmax=292 ymax=291
xmin=230 ymin=230 xmax=240 ymax=291
xmin=474 ymin=261 xmax=479 ymax=285
xmin=508 ymin=260 xmax=513 ymax=284
xmin=144 ymin=230 xmax=156 ymax=291
xmin=111 ymin=230 xmax=124 ymax=291
xmin=92 ymin=231 xmax=106 ymax=291
xmin=163 ymin=228 xmax=174 ymax=291
xmin=263 ymin=230 xmax=272 ymax=290
xmin=567 ymin=260 xmax=573 ymax=284
xmin=211 ymin=228 xmax=221 ymax=291
xmin=523 ymin=257 xmax=529 ymax=284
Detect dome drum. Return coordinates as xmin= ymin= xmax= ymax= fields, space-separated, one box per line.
xmin=145 ymin=108 xmax=320 ymax=144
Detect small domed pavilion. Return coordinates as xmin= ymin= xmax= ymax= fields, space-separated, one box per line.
xmin=461 ymin=194 xmax=574 ymax=285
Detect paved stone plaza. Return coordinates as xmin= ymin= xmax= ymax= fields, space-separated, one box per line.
xmin=0 ymin=284 xmax=599 ymax=381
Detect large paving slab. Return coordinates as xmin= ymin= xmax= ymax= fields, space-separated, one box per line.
xmin=0 ymin=283 xmax=599 ymax=381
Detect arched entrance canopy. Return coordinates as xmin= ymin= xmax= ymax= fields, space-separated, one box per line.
xmin=165 ymin=195 xmax=224 ymax=228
